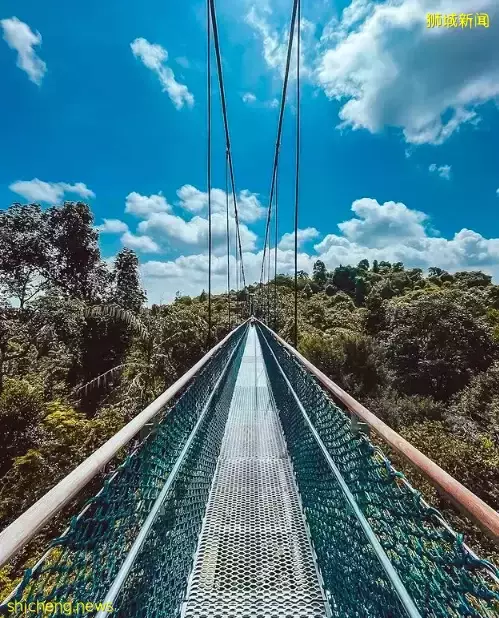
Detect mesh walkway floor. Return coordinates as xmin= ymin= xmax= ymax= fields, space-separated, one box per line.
xmin=182 ymin=326 xmax=328 ymax=618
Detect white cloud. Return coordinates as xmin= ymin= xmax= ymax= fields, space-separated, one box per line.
xmin=131 ymin=38 xmax=194 ymax=109
xmin=121 ymin=230 xmax=160 ymax=253
xmin=141 ymin=247 xmax=316 ymax=303
xmin=97 ymin=219 xmax=129 ymax=234
xmin=314 ymin=197 xmax=499 ymax=275
xmin=429 ymin=163 xmax=452 ymax=180
xmin=279 ymin=227 xmax=320 ymax=250
xmin=177 ymin=185 xmax=266 ymax=223
xmin=496 ymin=188 xmax=499 ymax=197
xmin=333 ymin=198 xmax=429 ymax=248
xmin=9 ymin=179 xmax=95 ymax=203
xmin=125 ymin=192 xmax=171 ymax=217
xmin=136 ymin=193 xmax=499 ymax=302
xmin=268 ymin=98 xmax=279 ymax=108
xmin=316 ymin=0 xmax=499 ymax=144
xmin=1 ymin=17 xmax=46 ymax=85
xmin=138 ymin=211 xmax=257 ymax=254
xmin=245 ymin=6 xmax=314 ymax=79
xmin=242 ymin=92 xmax=257 ymax=103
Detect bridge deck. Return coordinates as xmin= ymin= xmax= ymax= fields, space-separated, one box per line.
xmin=182 ymin=326 xmax=328 ymax=618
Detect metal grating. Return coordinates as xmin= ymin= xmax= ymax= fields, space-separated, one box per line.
xmin=182 ymin=327 xmax=328 ymax=618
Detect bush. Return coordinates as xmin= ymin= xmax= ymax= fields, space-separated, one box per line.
xmin=365 ymin=388 xmax=445 ymax=431
xmin=446 ymin=361 xmax=499 ymax=444
xmin=383 ymin=295 xmax=496 ymax=400
xmin=401 ymin=421 xmax=499 ymax=511
xmin=0 ymin=379 xmax=45 ymax=475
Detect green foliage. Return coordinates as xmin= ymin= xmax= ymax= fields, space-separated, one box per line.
xmin=382 ymin=294 xmax=496 ymax=400
xmin=447 ymin=361 xmax=499 ymax=444
xmin=111 ymin=248 xmax=146 ymax=313
xmin=401 ymin=421 xmax=499 ymax=510
xmin=0 ymin=379 xmax=45 ymax=474
xmin=2 ymin=203 xmax=499 ymax=585
xmin=366 ymin=388 xmax=445 ymax=431
xmin=299 ymin=329 xmax=384 ymax=398
xmin=312 ymin=260 xmax=327 ymax=287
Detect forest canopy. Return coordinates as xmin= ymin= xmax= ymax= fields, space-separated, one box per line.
xmin=1 ymin=201 xmax=498 ymax=593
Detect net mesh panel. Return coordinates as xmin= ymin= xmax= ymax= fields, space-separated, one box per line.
xmin=1 ymin=325 xmax=248 ymax=618
xmin=257 ymin=324 xmax=499 ymax=618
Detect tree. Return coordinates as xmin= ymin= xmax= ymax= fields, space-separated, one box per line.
xmin=312 ymin=260 xmax=327 ymax=288
xmin=45 ymin=202 xmax=106 ymax=300
xmin=0 ymin=379 xmax=45 ymax=475
xmin=447 ymin=361 xmax=499 ymax=444
xmin=111 ymin=249 xmax=146 ymax=313
xmin=383 ymin=295 xmax=496 ymax=400
xmin=332 ymin=265 xmax=356 ymax=296
xmin=0 ymin=202 xmax=108 ymax=305
xmin=0 ymin=204 xmax=49 ymax=308
xmin=354 ymin=276 xmax=370 ymax=306
xmin=453 ymin=271 xmax=492 ymax=288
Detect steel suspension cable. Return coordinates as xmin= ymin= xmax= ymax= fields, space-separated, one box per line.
xmin=207 ymin=0 xmax=212 ymax=343
xmin=209 ymin=0 xmax=246 ymax=290
xmin=274 ymin=164 xmax=279 ymax=329
xmin=225 ymin=150 xmax=231 ymax=329
xmin=293 ymin=0 xmax=301 ymax=348
xmin=258 ymin=0 xmax=300 ymax=294
xmin=267 ymin=214 xmax=272 ymax=323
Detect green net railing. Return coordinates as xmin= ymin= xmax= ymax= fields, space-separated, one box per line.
xmin=1 ymin=324 xmax=248 ymax=618
xmin=257 ymin=323 xmax=499 ymax=618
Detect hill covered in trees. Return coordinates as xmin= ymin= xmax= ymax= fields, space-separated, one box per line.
xmin=0 ymin=201 xmax=498 ymax=594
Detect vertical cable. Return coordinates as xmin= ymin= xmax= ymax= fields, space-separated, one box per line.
xmin=274 ymin=164 xmax=279 ymax=329
xmin=225 ymin=150 xmax=231 ymax=330
xmin=267 ymin=218 xmax=272 ymax=323
xmin=207 ymin=0 xmax=212 ymax=344
xmin=293 ymin=0 xmax=301 ymax=349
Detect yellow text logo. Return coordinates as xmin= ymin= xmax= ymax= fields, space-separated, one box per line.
xmin=426 ymin=12 xmax=490 ymax=28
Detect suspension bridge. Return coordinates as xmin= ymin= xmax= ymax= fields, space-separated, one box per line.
xmin=0 ymin=320 xmax=498 ymax=617
xmin=1 ymin=0 xmax=499 ymax=615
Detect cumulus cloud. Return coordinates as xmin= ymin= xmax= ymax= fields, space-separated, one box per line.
xmin=429 ymin=163 xmax=452 ymax=180
xmin=316 ymin=0 xmax=499 ymax=144
xmin=121 ymin=230 xmax=160 ymax=253
xmin=9 ymin=179 xmax=95 ymax=203
xmin=1 ymin=17 xmax=46 ymax=85
xmin=135 ymin=193 xmax=499 ymax=302
xmin=125 ymin=192 xmax=171 ymax=217
xmin=334 ymin=198 xmax=429 ymax=247
xmin=177 ymin=185 xmax=266 ymax=223
xmin=314 ymin=198 xmax=499 ymax=275
xmin=131 ymin=38 xmax=194 ymax=109
xmin=138 ymin=211 xmax=257 ymax=254
xmin=242 ymin=92 xmax=257 ymax=103
xmin=279 ymin=227 xmax=320 ymax=250
xmin=97 ymin=219 xmax=129 ymax=234
xmin=141 ymin=247 xmax=316 ymax=303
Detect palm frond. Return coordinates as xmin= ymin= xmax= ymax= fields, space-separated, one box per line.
xmin=74 ymin=362 xmax=146 ymax=396
xmin=83 ymin=304 xmax=149 ymax=340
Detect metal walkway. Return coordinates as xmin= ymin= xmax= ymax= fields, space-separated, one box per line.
xmin=182 ymin=326 xmax=328 ymax=618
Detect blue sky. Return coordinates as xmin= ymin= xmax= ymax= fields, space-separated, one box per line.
xmin=1 ymin=0 xmax=498 ymax=303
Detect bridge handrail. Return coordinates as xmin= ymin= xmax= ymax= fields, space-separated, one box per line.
xmin=256 ymin=319 xmax=499 ymax=543
xmin=0 ymin=320 xmax=249 ymax=569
